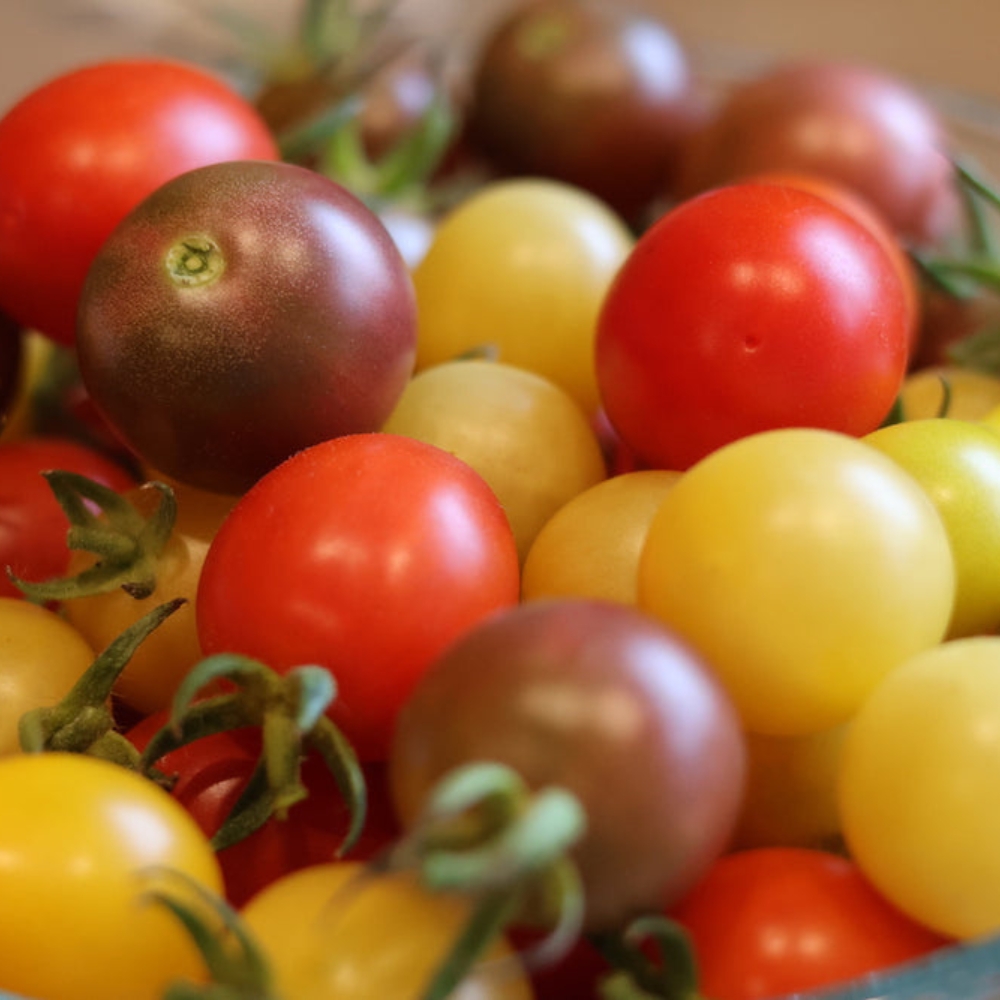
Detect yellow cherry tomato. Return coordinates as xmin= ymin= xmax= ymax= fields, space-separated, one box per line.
xmin=412 ymin=178 xmax=635 ymax=414
xmin=638 ymin=428 xmax=955 ymax=736
xmin=899 ymin=365 xmax=1000 ymax=421
xmin=839 ymin=637 xmax=1000 ymax=939
xmin=241 ymin=861 xmax=534 ymax=1000
xmin=383 ymin=358 xmax=606 ymax=561
xmin=732 ymin=724 xmax=848 ymax=851
xmin=0 ymin=597 xmax=97 ymax=755
xmin=522 ymin=469 xmax=681 ymax=604
xmin=0 ymin=752 xmax=224 ymax=1000
xmin=865 ymin=417 xmax=1000 ymax=638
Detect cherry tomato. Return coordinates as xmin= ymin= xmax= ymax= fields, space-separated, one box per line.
xmin=0 ymin=752 xmax=223 ymax=1000
xmin=670 ymin=847 xmax=949 ymax=1000
xmin=678 ymin=60 xmax=959 ymax=246
xmin=196 ymin=433 xmax=521 ymax=761
xmin=77 ymin=159 xmax=418 ymax=495
xmin=413 ymin=177 xmax=635 ymax=415
xmin=0 ymin=597 xmax=96 ymax=755
xmin=521 ymin=469 xmax=681 ymax=605
xmin=0 ymin=57 xmax=279 ymax=346
xmin=240 ymin=861 xmax=533 ymax=999
xmin=390 ymin=598 xmax=747 ymax=930
xmin=638 ymin=428 xmax=955 ymax=735
xmin=382 ymin=358 xmax=607 ymax=561
xmin=839 ymin=636 xmax=1000 ymax=939
xmin=865 ymin=417 xmax=1000 ymax=637
xmin=0 ymin=435 xmax=137 ymax=600
xmin=465 ymin=0 xmax=701 ymax=221
xmin=596 ymin=182 xmax=910 ymax=471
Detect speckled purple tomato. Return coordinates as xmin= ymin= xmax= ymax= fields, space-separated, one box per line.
xmin=465 ymin=0 xmax=701 ymax=223
xmin=76 ymin=159 xmax=417 ymax=494
xmin=389 ymin=598 xmax=748 ymax=931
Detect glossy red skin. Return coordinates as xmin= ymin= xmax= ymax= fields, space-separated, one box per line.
xmin=77 ymin=160 xmax=418 ymax=495
xmin=595 ymin=182 xmax=910 ymax=471
xmin=670 ymin=848 xmax=951 ymax=1000
xmin=0 ymin=58 xmax=279 ymax=346
xmin=389 ymin=599 xmax=747 ymax=932
xmin=466 ymin=0 xmax=701 ymax=221
xmin=0 ymin=436 xmax=137 ymax=600
xmin=126 ymin=712 xmax=400 ymax=908
xmin=196 ymin=433 xmax=521 ymax=762
xmin=678 ymin=60 xmax=959 ymax=247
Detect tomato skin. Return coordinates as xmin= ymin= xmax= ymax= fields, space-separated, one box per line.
xmin=196 ymin=433 xmax=521 ymax=761
xmin=77 ymin=159 xmax=418 ymax=495
xmin=670 ymin=848 xmax=949 ymax=1000
xmin=466 ymin=0 xmax=700 ymax=221
xmin=678 ymin=60 xmax=959 ymax=246
xmin=390 ymin=598 xmax=747 ymax=931
xmin=0 ymin=436 xmax=137 ymax=600
xmin=0 ymin=58 xmax=279 ymax=346
xmin=0 ymin=752 xmax=224 ymax=1000
xmin=839 ymin=637 xmax=1000 ymax=939
xmin=638 ymin=428 xmax=955 ymax=736
xmin=596 ymin=182 xmax=910 ymax=471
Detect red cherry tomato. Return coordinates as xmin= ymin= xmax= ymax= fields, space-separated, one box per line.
xmin=596 ymin=182 xmax=910 ymax=470
xmin=0 ymin=58 xmax=279 ymax=345
xmin=670 ymin=847 xmax=950 ymax=1000
xmin=196 ymin=433 xmax=521 ymax=761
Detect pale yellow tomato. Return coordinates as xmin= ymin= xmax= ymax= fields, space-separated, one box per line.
xmin=412 ymin=178 xmax=635 ymax=414
xmin=899 ymin=365 xmax=1000 ymax=421
xmin=383 ymin=358 xmax=606 ymax=561
xmin=522 ymin=469 xmax=681 ymax=604
xmin=0 ymin=597 xmax=96 ymax=755
xmin=839 ymin=637 xmax=1000 ymax=939
xmin=865 ymin=417 xmax=1000 ymax=638
xmin=241 ymin=861 xmax=533 ymax=1000
xmin=639 ymin=428 xmax=955 ymax=736
xmin=733 ymin=724 xmax=848 ymax=851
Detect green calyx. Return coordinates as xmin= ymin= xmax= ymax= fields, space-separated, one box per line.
xmin=378 ymin=761 xmax=588 ymax=1000
xmin=139 ymin=652 xmax=367 ymax=856
xmin=10 ymin=474 xmax=177 ymax=603
xmin=19 ymin=598 xmax=185 ymax=761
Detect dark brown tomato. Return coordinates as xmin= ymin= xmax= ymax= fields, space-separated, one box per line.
xmin=677 ymin=60 xmax=960 ymax=247
xmin=389 ymin=598 xmax=747 ymax=932
xmin=76 ymin=160 xmax=417 ymax=495
xmin=0 ymin=311 xmax=22 ymax=428
xmin=465 ymin=0 xmax=701 ymax=222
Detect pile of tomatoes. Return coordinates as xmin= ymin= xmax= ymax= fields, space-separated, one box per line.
xmin=4 ymin=1 xmax=1000 ymax=998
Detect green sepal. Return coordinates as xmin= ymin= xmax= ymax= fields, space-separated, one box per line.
xmin=18 ymin=598 xmax=185 ymax=756
xmin=9 ymin=474 xmax=177 ymax=603
xmin=591 ymin=915 xmax=704 ymax=1000
xmin=138 ymin=652 xmax=367 ymax=857
xmin=141 ymin=866 xmax=278 ymax=1000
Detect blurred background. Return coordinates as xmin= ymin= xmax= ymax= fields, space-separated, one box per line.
xmin=1 ymin=0 xmax=998 ymax=111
